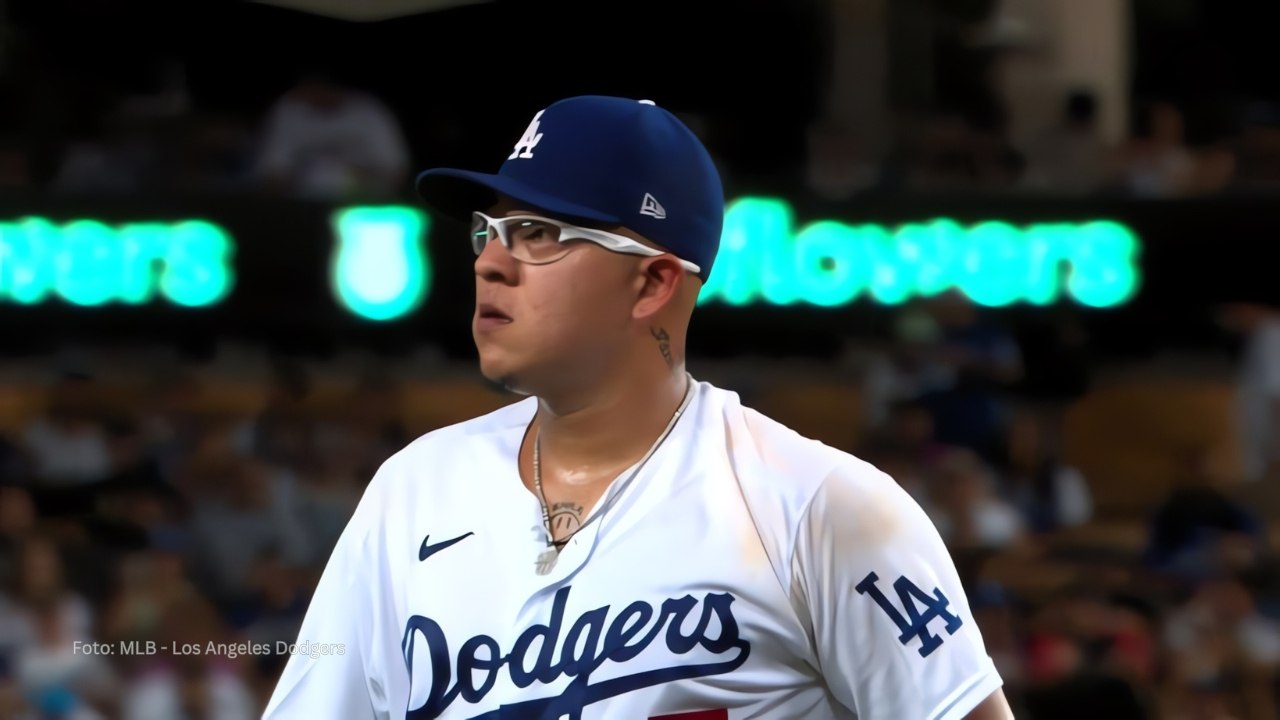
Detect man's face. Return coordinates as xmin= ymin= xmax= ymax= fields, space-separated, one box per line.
xmin=471 ymin=199 xmax=644 ymax=393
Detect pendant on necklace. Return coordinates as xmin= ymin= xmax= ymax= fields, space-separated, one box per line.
xmin=535 ymin=548 xmax=558 ymax=575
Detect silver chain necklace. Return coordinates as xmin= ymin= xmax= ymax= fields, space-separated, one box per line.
xmin=532 ymin=375 xmax=695 ymax=575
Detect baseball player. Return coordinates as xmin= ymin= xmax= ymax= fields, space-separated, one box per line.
xmin=263 ymin=96 xmax=1014 ymax=719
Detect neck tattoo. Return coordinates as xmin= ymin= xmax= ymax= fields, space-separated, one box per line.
xmin=532 ymin=375 xmax=695 ymax=576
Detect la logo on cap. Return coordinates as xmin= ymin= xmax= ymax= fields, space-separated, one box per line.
xmin=509 ymin=110 xmax=545 ymax=160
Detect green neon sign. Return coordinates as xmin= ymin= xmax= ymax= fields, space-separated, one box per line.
xmin=331 ymin=206 xmax=430 ymax=321
xmin=0 ymin=217 xmax=234 ymax=307
xmin=699 ymin=197 xmax=1141 ymax=308
xmin=0 ymin=199 xmax=1138 ymax=320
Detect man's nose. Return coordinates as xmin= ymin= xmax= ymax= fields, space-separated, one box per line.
xmin=474 ymin=234 xmax=519 ymax=282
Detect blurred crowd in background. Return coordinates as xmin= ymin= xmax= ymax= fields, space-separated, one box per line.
xmin=0 ymin=67 xmax=413 ymax=201
xmin=4 ymin=67 xmax=1276 ymax=202
xmin=0 ymin=290 xmax=1275 ymax=718
xmin=0 ymin=353 xmax=411 ymax=719
xmin=0 ymin=2 xmax=1276 ymax=202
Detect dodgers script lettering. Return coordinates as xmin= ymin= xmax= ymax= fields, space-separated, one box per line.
xmin=401 ymin=586 xmax=751 ymax=719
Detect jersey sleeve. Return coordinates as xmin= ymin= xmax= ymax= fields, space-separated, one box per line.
xmin=792 ymin=460 xmax=1003 ymax=720
xmin=262 ymin=470 xmax=385 ymax=720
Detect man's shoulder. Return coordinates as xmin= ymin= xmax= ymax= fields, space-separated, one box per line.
xmin=710 ymin=385 xmax=909 ymax=585
xmin=710 ymin=385 xmax=891 ymax=515
xmin=728 ymin=392 xmax=872 ymax=492
xmin=372 ymin=396 xmax=536 ymax=483
xmin=743 ymin=392 xmax=915 ymax=507
xmin=727 ymin=395 xmax=945 ymax=582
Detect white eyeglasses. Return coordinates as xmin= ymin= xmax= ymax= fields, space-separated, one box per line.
xmin=471 ymin=211 xmax=701 ymax=274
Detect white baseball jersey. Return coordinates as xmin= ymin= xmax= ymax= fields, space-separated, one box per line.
xmin=263 ymin=379 xmax=1002 ymax=719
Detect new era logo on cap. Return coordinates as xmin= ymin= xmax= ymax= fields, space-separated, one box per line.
xmin=640 ymin=193 xmax=666 ymax=220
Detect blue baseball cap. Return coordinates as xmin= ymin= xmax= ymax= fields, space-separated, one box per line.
xmin=415 ymin=95 xmax=724 ymax=281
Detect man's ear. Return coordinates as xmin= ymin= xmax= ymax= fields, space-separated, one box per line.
xmin=631 ymin=256 xmax=685 ymax=320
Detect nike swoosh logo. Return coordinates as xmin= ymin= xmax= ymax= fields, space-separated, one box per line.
xmin=419 ymin=532 xmax=474 ymax=562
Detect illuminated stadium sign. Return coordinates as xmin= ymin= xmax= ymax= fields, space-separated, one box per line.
xmin=331 ymin=206 xmax=431 ymax=322
xmin=0 ymin=198 xmax=1141 ymax=321
xmin=0 ymin=217 xmax=235 ymax=307
xmin=702 ymin=197 xmax=1141 ymax=309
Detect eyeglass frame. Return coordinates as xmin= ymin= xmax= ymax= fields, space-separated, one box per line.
xmin=470 ymin=211 xmax=702 ymax=275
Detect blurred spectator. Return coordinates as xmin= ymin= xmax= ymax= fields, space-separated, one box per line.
xmin=1021 ymin=90 xmax=1109 ymax=195
xmin=1003 ymin=409 xmax=1093 ymax=533
xmin=232 ymin=360 xmax=313 ymax=470
xmin=0 ymin=485 xmax=37 ymax=564
xmin=3 ymin=533 xmax=114 ymax=718
xmin=169 ymin=113 xmax=256 ymax=193
xmin=46 ymin=57 xmax=194 ymax=196
xmin=49 ymin=110 xmax=166 ymax=195
xmin=102 ymin=416 xmax=164 ymax=487
xmin=139 ymin=369 xmax=209 ymax=485
xmin=253 ymin=73 xmax=410 ymax=200
xmin=917 ymin=291 xmax=1023 ymax=463
xmin=1162 ymin=573 xmax=1280 ymax=719
xmin=1113 ymin=101 xmax=1199 ymax=197
xmin=1195 ymin=142 xmax=1239 ymax=197
xmin=862 ymin=304 xmax=949 ymax=429
xmin=904 ymin=113 xmax=981 ymax=192
xmin=889 ymin=110 xmax=1023 ymax=193
xmin=22 ymin=374 xmax=111 ymax=486
xmin=862 ymin=398 xmax=943 ymax=505
xmin=141 ymin=371 xmax=202 ymax=435
xmin=805 ymin=119 xmax=879 ymax=200
xmin=1228 ymin=106 xmax=1280 ymax=193
xmin=120 ymin=594 xmax=255 ymax=720
xmin=239 ymin=550 xmax=307 ymax=659
xmin=925 ymin=448 xmax=1026 ymax=551
xmin=1021 ymin=587 xmax=1158 ymax=719
xmin=185 ymin=457 xmax=311 ymax=621
xmin=1106 ymin=595 xmax=1163 ymax=688
xmin=1217 ymin=302 xmax=1280 ymax=485
xmin=337 ymin=372 xmax=406 ymax=463
xmin=968 ymin=581 xmax=1024 ymax=691
xmin=296 ymin=372 xmax=404 ymax=553
xmin=1021 ymin=636 xmax=1153 ymax=720
xmin=1143 ymin=480 xmax=1265 ymax=579
xmin=100 ymin=532 xmax=200 ymax=655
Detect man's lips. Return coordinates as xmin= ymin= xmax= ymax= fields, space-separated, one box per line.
xmin=475 ymin=303 xmax=513 ymax=331
xmin=476 ymin=303 xmax=511 ymax=321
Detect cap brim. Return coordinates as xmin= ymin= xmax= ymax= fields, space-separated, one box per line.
xmin=415 ymin=169 xmax=621 ymax=225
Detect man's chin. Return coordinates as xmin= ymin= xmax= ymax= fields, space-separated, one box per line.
xmin=477 ymin=372 xmax=527 ymax=396
xmin=477 ymin=356 xmax=531 ymax=397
